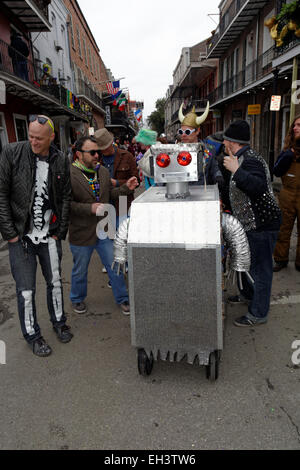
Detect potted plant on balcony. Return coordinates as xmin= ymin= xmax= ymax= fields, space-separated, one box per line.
xmin=264 ymin=0 xmax=300 ymax=48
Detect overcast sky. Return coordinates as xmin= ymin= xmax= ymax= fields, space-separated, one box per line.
xmin=77 ymin=0 xmax=221 ymax=122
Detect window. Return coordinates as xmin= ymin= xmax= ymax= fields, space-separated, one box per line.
xmin=76 ymin=26 xmax=82 ymax=57
xmin=88 ymin=46 xmax=92 ymax=73
xmin=13 ymin=114 xmax=28 ymax=142
xmin=82 ymin=37 xmax=88 ymax=66
xmin=70 ymin=19 xmax=75 ymax=49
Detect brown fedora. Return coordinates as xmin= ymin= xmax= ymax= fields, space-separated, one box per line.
xmin=94 ymin=128 xmax=114 ymax=150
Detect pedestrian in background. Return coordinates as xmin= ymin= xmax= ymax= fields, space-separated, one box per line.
xmin=0 ymin=115 xmax=73 ymax=356
xmin=273 ymin=115 xmax=300 ymax=272
xmin=223 ymin=120 xmax=281 ymax=326
xmin=69 ymin=136 xmax=138 ymax=315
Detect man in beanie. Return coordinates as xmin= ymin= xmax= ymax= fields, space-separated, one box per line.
xmin=223 ymin=120 xmax=281 ymax=326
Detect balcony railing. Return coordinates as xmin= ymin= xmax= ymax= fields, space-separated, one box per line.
xmin=0 ymin=38 xmax=88 ymax=117
xmin=219 ymin=0 xmax=248 ymax=37
xmin=75 ymin=79 xmax=103 ymax=110
xmin=33 ymin=0 xmax=50 ymax=20
xmin=207 ymin=46 xmax=275 ymax=105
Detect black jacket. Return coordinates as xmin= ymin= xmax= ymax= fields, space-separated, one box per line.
xmin=0 ymin=141 xmax=72 ymax=241
xmin=231 ymin=146 xmax=281 ymax=232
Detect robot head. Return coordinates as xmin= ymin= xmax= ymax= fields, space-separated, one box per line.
xmin=151 ymin=143 xmax=200 ymax=184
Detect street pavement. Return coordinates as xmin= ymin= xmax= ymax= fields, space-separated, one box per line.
xmin=0 ymin=201 xmax=299 ymax=450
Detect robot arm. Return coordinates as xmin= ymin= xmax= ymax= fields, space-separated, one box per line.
xmin=111 ymin=218 xmax=130 ymax=275
xmin=221 ymin=212 xmax=254 ymax=288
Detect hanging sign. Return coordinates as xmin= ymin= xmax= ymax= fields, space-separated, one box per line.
xmin=270 ymin=95 xmax=281 ymax=111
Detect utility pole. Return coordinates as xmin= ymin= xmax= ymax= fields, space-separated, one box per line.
xmin=290 ymin=56 xmax=298 ymax=126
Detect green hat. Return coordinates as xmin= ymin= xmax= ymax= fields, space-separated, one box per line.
xmin=136 ymin=128 xmax=157 ymax=146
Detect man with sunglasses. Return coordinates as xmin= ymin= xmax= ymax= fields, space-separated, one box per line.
xmin=69 ymin=136 xmax=138 ymax=315
xmin=0 ymin=114 xmax=73 ymax=357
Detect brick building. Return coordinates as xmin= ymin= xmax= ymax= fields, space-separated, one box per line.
xmin=63 ymin=0 xmax=108 ymax=133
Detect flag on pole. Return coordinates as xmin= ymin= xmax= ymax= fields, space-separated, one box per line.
xmin=134 ymin=109 xmax=142 ymax=121
xmin=118 ymin=97 xmax=126 ymax=111
xmin=112 ymin=90 xmax=122 ymax=105
xmin=106 ymin=80 xmax=120 ymax=95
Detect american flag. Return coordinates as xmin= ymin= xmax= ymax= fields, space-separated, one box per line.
xmin=106 ymin=80 xmax=120 ymax=95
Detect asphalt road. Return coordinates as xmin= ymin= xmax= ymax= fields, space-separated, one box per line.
xmin=0 ymin=215 xmax=299 ymax=450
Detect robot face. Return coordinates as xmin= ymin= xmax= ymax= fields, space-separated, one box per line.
xmin=151 ymin=143 xmax=199 ymax=184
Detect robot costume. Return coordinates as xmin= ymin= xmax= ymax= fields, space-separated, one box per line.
xmin=112 ymin=104 xmax=252 ymax=380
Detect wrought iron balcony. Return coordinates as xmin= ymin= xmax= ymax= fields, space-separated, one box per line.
xmin=1 ymin=0 xmax=51 ymax=31
xmin=0 ymin=38 xmax=88 ymax=119
xmin=207 ymin=46 xmax=275 ymax=105
xmin=75 ymin=79 xmax=104 ymax=112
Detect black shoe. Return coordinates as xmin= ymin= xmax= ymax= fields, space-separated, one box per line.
xmin=72 ymin=302 xmax=87 ymax=314
xmin=32 ymin=337 xmax=52 ymax=357
xmin=120 ymin=301 xmax=130 ymax=315
xmin=53 ymin=324 xmax=73 ymax=343
xmin=273 ymin=261 xmax=288 ymax=272
xmin=227 ymin=295 xmax=247 ymax=304
xmin=233 ymin=315 xmax=267 ymax=327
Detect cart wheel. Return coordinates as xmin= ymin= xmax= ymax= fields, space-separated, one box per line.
xmin=206 ymin=351 xmax=219 ymax=381
xmin=138 ymin=349 xmax=154 ymax=376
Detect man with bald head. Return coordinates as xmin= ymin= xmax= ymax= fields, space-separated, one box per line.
xmin=0 ymin=114 xmax=73 ymax=356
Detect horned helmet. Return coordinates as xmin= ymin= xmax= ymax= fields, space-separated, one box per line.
xmin=178 ymin=101 xmax=210 ymax=129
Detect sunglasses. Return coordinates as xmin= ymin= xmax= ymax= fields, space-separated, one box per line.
xmin=178 ymin=128 xmax=196 ymax=136
xmin=81 ymin=149 xmax=101 ymax=156
xmin=29 ymin=115 xmax=54 ymax=132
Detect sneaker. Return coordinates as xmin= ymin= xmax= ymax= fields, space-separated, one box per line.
xmin=233 ymin=315 xmax=267 ymax=327
xmin=72 ymin=302 xmax=87 ymax=314
xmin=120 ymin=301 xmax=130 ymax=315
xmin=102 ymin=267 xmax=107 ymax=273
xmin=227 ymin=295 xmax=247 ymax=304
xmin=32 ymin=337 xmax=52 ymax=357
xmin=107 ymin=280 xmax=112 ymax=288
xmin=53 ymin=324 xmax=73 ymax=343
xmin=273 ymin=261 xmax=288 ymax=272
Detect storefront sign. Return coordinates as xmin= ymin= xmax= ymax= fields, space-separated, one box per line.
xmin=105 ymin=106 xmax=111 ymax=125
xmin=270 ymin=95 xmax=281 ymax=111
xmin=248 ymin=104 xmax=261 ymax=115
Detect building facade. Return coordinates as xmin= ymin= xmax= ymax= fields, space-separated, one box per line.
xmin=164 ymin=39 xmax=218 ymax=141
xmin=206 ymin=0 xmax=300 ymax=166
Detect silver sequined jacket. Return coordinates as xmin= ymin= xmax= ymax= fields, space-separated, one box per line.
xmin=229 ymin=147 xmax=281 ymax=232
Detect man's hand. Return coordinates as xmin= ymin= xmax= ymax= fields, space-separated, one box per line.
xmin=51 ymin=236 xmax=58 ymax=241
xmin=91 ymin=203 xmax=104 ymax=215
xmin=8 ymin=236 xmax=19 ymax=243
xmin=223 ymin=149 xmax=239 ymax=174
xmin=126 ymin=176 xmax=139 ymax=190
xmin=111 ymin=178 xmax=118 ymax=187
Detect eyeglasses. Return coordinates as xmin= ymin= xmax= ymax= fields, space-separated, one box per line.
xmin=29 ymin=115 xmax=54 ymax=132
xmin=81 ymin=149 xmax=101 ymax=156
xmin=178 ymin=128 xmax=196 ymax=136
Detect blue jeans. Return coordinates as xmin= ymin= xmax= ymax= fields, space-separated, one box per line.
xmin=8 ymin=238 xmax=66 ymax=343
xmin=238 ymin=230 xmax=278 ymax=320
xmin=70 ymin=237 xmax=128 ymax=305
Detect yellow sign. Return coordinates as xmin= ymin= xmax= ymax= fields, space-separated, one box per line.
xmin=248 ymin=104 xmax=261 ymax=115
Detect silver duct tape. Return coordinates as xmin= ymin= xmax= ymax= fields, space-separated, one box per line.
xmin=144 ymin=349 xmax=210 ymax=365
xmin=113 ymin=218 xmax=129 ymax=264
xmin=222 ymin=213 xmax=251 ymax=272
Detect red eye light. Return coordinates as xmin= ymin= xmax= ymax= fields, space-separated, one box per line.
xmin=177 ymin=151 xmax=192 ymax=166
xmin=156 ymin=153 xmax=170 ymax=168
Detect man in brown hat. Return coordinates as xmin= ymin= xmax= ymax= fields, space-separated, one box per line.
xmin=94 ymin=128 xmax=139 ymax=224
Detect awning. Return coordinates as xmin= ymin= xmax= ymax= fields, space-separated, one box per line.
xmin=2 ymin=0 xmax=51 ymax=32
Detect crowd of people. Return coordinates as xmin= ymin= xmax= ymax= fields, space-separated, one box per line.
xmin=0 ymin=110 xmax=299 ymax=357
